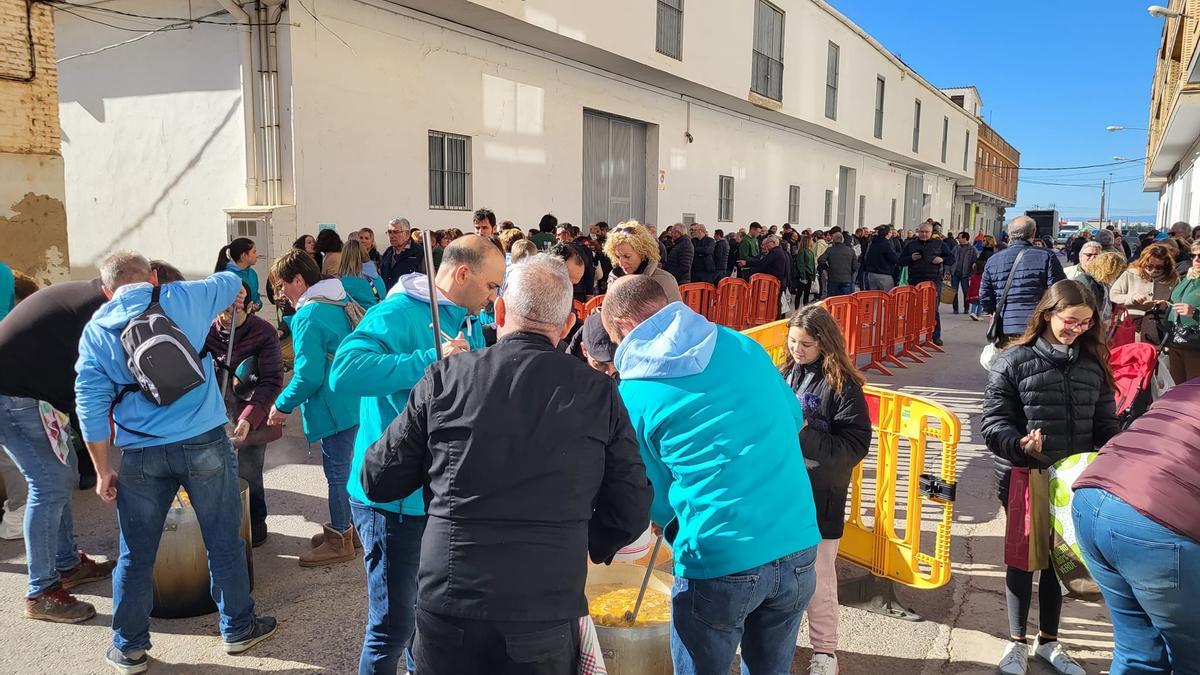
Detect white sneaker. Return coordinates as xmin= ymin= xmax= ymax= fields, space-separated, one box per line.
xmin=0 ymin=506 xmax=23 ymax=540
xmin=1034 ymin=639 xmax=1086 ymax=675
xmin=998 ymin=641 xmax=1029 ymax=675
xmin=809 ymin=653 xmax=838 ymax=675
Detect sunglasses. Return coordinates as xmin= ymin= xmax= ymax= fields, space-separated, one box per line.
xmin=1192 ymin=253 xmax=1200 ymax=259
xmin=613 ymin=226 xmax=637 ymax=234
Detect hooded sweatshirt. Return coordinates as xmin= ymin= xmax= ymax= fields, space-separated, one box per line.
xmin=331 ymin=272 xmax=486 ymax=515
xmin=75 ymin=272 xmax=241 ymax=448
xmin=273 ymin=278 xmax=360 ymax=442
xmin=615 ymin=302 xmax=821 ymax=579
xmin=225 ymin=261 xmax=261 ymax=307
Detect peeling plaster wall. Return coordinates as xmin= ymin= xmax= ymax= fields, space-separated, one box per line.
xmin=0 ymin=154 xmax=69 ymax=284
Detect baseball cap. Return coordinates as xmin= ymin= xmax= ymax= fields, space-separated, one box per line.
xmin=582 ymin=313 xmax=615 ymax=363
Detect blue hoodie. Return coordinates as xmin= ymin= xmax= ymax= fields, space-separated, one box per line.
xmin=330 ymin=273 xmax=486 ymax=516
xmin=225 ymin=262 xmax=261 ymax=307
xmin=615 ymin=302 xmax=821 ymax=580
xmin=75 ymin=272 xmax=241 ymax=448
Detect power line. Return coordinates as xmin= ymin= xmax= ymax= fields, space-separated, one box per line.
xmin=43 ymin=0 xmax=281 ymax=27
xmin=54 ymin=6 xmax=190 ymax=33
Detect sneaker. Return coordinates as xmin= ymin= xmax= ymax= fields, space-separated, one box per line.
xmin=105 ymin=646 xmax=148 ymax=674
xmin=224 ymin=616 xmax=278 ymax=654
xmin=1034 ymin=639 xmax=1086 ymax=675
xmin=25 ymin=588 xmax=96 ymax=623
xmin=998 ymin=641 xmax=1029 ymax=675
xmin=810 ymin=652 xmax=838 ymax=675
xmin=60 ymin=551 xmax=116 ymax=590
xmin=932 ymin=337 xmax=944 ymax=347
xmin=969 ymin=312 xmax=981 ymax=322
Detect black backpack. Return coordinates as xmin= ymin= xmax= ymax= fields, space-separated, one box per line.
xmin=115 ymin=285 xmax=207 ymax=408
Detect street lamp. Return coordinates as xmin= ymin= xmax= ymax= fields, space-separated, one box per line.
xmin=1106 ymin=125 xmax=1149 ymax=132
xmin=1148 ymin=5 xmax=1187 ymax=18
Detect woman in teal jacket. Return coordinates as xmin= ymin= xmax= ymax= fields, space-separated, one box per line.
xmin=1167 ymin=240 xmax=1200 ymax=383
xmin=215 ymin=238 xmax=262 ymax=311
xmin=336 ymin=237 xmax=387 ymax=308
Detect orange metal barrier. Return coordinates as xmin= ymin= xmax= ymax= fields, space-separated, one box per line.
xmin=889 ymin=286 xmax=925 ymax=364
xmin=583 ymin=295 xmax=604 ymax=316
xmin=573 ymin=300 xmax=586 ymax=322
xmin=714 ymin=277 xmax=751 ymax=330
xmin=852 ymin=291 xmax=893 ymax=376
xmin=747 ymin=274 xmax=782 ymax=326
xmin=679 ymin=282 xmax=718 ymax=320
xmin=915 ymin=282 xmax=944 ymax=353
xmin=818 ymin=295 xmax=858 ymax=355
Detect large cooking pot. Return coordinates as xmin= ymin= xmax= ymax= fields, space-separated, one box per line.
xmin=150 ymin=479 xmax=253 ymax=618
xmin=585 ymin=563 xmax=673 ymax=675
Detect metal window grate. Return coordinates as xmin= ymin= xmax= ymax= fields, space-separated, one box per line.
xmin=941 ymin=117 xmax=949 ymax=164
xmin=428 ymin=131 xmax=472 ymax=210
xmin=890 ymin=198 xmax=897 ymax=226
xmin=874 ymin=76 xmax=885 ymax=139
xmin=858 ymin=195 xmax=866 ymax=229
xmin=963 ymin=130 xmax=970 ymax=171
xmin=823 ymin=190 xmax=833 ymax=228
xmin=912 ymin=99 xmax=922 ymax=153
xmin=825 ymin=42 xmax=839 ymax=119
xmin=751 ymin=0 xmax=785 ymax=101
xmin=718 ymin=175 xmax=735 ymax=222
xmin=656 ymin=0 xmax=683 ymax=60
xmin=788 ymin=185 xmax=801 ymax=224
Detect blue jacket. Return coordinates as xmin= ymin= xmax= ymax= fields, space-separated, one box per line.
xmin=615 ymin=302 xmax=821 ymax=580
xmin=0 ymin=261 xmax=13 ymax=321
xmin=340 ymin=275 xmax=387 ymax=308
xmin=273 ymin=279 xmax=360 ymax=442
xmin=330 ymin=273 xmax=486 ymax=515
xmin=225 ymin=262 xmax=261 ymax=307
xmin=979 ymin=240 xmax=1067 ymax=336
xmin=75 ymin=272 xmax=241 ymax=448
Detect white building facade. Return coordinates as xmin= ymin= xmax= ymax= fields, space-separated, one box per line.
xmin=57 ymin=0 xmax=979 ymax=279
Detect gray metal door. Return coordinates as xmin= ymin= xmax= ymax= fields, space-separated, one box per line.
xmin=583 ymin=110 xmax=647 ymax=226
xmin=837 ymin=166 xmax=856 ymax=230
xmin=903 ymin=173 xmax=924 ymax=230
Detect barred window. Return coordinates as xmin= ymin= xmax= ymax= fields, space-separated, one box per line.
xmin=788 ymin=185 xmax=801 ymax=224
xmin=429 ymin=131 xmax=471 ymax=210
xmin=718 ymin=175 xmax=735 ymax=222
xmin=656 ymin=0 xmax=683 ymax=60
xmin=751 ymin=1 xmax=785 ymax=101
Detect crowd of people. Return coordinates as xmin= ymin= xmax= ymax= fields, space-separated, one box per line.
xmin=0 ymin=209 xmax=1197 ymax=675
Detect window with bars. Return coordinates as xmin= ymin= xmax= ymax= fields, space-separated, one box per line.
xmin=873 ymin=76 xmax=885 ymax=139
xmin=788 ymin=185 xmax=801 ymax=224
xmin=825 ymin=42 xmax=839 ymax=119
xmin=718 ymin=175 xmax=734 ymax=222
xmin=429 ymin=131 xmax=471 ymax=209
xmin=823 ymin=190 xmax=833 ymax=228
xmin=911 ymin=99 xmax=922 ymax=153
xmin=941 ymin=116 xmax=949 ymax=163
xmin=890 ymin=198 xmax=897 ymax=225
xmin=858 ymin=195 xmax=866 ymax=229
xmin=656 ymin=0 xmax=683 ymax=60
xmin=963 ymin=130 xmax=970 ymax=171
xmin=751 ymin=0 xmax=784 ymax=101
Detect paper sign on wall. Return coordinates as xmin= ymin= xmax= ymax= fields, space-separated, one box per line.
xmin=658 ymin=170 xmax=666 ymax=191
xmin=318 ymin=223 xmax=336 ymax=232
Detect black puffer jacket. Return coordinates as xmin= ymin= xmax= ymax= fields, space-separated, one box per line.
xmin=784 ymin=359 xmax=872 ymax=539
xmin=981 ymin=339 xmax=1120 ymax=502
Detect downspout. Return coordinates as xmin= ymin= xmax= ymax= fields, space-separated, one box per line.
xmin=262 ymin=0 xmax=285 ymax=205
xmin=217 ymin=0 xmax=260 ymax=206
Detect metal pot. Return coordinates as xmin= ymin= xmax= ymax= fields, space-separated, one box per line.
xmin=150 ymin=479 xmax=253 ymax=619
xmin=585 ymin=563 xmax=674 ymax=675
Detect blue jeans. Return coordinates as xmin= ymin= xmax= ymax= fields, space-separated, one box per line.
xmin=670 ymin=546 xmax=818 ymax=675
xmin=1072 ymin=488 xmax=1200 ymax=673
xmin=0 ymin=395 xmax=81 ymax=597
xmin=351 ymin=499 xmax=426 ymax=675
xmin=112 ymin=426 xmax=255 ymax=652
xmin=320 ymin=426 xmax=357 ymax=531
xmin=950 ymin=273 xmax=970 ymax=313
xmin=824 ymin=282 xmax=853 ymax=299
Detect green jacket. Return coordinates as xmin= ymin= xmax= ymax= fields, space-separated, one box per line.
xmin=794 ymin=248 xmax=816 ymax=281
xmin=1169 ymin=275 xmax=1200 ymax=330
xmin=330 ymin=274 xmax=486 ymax=515
xmin=737 ymin=236 xmax=760 ymax=262
xmin=274 ymin=279 xmax=361 ymax=442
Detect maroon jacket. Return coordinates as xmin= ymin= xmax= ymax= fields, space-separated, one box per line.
xmin=1075 ymin=379 xmax=1200 ymax=542
xmin=205 ymin=313 xmax=283 ymax=445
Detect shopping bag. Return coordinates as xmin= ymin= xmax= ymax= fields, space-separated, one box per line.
xmin=1048 ymin=453 xmax=1102 ymax=600
xmin=1151 ymin=352 xmax=1176 ymax=398
xmin=898 ymin=267 xmax=910 ymax=287
xmin=941 ymin=284 xmax=957 ymax=305
xmin=1004 ymin=467 xmax=1050 ymax=572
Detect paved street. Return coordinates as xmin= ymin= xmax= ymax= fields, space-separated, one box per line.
xmin=0 ymin=312 xmax=1115 ymax=674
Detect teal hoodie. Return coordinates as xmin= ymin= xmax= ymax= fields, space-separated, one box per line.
xmin=330 ymin=272 xmax=486 ymax=515
xmin=340 ymin=275 xmax=387 ymax=308
xmin=224 ymin=262 xmax=261 ymax=307
xmin=273 ymin=278 xmax=360 ymax=442
xmin=0 ymin=261 xmax=13 ymax=321
xmin=615 ymin=302 xmax=821 ymax=580
xmin=75 ymin=272 xmax=241 ymax=448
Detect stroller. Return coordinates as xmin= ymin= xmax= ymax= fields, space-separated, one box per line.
xmin=1109 ymin=342 xmax=1161 ymax=428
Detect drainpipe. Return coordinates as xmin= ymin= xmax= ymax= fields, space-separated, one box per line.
xmin=262 ymin=0 xmax=285 ymax=205
xmin=217 ymin=0 xmax=260 ymax=206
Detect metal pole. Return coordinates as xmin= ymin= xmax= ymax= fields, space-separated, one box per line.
xmin=422 ymin=235 xmax=444 ymax=361
xmin=222 ymin=305 xmax=239 ymax=397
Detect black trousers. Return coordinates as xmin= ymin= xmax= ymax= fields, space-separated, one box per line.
xmin=414 ymin=608 xmax=579 ymax=675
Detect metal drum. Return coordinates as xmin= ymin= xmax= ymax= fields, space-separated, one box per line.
xmin=585 ymin=563 xmax=673 ymax=675
xmin=150 ymin=479 xmax=253 ymax=619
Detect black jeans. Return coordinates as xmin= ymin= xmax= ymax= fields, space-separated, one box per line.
xmin=236 ymin=444 xmax=267 ymax=536
xmin=414 ymin=608 xmax=579 ymax=675
xmin=1002 ymin=500 xmax=1062 ymax=639
xmin=795 ymin=280 xmax=813 ymax=308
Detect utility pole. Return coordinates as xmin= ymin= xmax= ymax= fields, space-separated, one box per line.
xmin=1099 ymin=178 xmax=1106 ymax=229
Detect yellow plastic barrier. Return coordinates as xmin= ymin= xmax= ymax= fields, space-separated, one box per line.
xmin=742 ymin=319 xmax=960 ymax=590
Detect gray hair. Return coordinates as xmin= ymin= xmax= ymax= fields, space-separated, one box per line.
xmin=1007 ymin=216 xmax=1037 ymax=241
xmin=1170 ymin=221 xmax=1190 ymax=237
xmin=501 ymin=254 xmax=573 ymax=330
xmin=690 ymin=223 xmax=708 ymax=236
xmin=388 ymin=217 xmax=411 ymax=231
xmin=763 ymin=235 xmax=781 ymax=246
xmin=829 ymin=233 xmax=844 ymax=244
xmin=671 ymin=223 xmax=685 ymax=234
xmin=1094 ymin=229 xmax=1115 ymax=247
xmin=100 ymin=250 xmax=151 ymax=292
xmin=1080 ymin=241 xmax=1102 ymax=254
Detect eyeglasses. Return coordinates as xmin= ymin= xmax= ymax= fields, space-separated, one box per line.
xmin=1055 ymin=315 xmax=1094 ymax=331
xmin=1192 ymin=253 xmax=1200 ymax=259
xmin=1145 ymin=263 xmax=1169 ymax=271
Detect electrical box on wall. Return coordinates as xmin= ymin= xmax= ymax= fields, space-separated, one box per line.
xmin=224 ymin=206 xmax=295 ymax=299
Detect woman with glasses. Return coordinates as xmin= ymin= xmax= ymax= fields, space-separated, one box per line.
xmin=1063 ymin=241 xmax=1101 ymax=281
xmin=601 ymin=220 xmax=682 ymax=303
xmin=1110 ymin=243 xmax=1180 ymax=343
xmin=1165 ymin=242 xmax=1200 ymax=383
xmin=982 ymin=280 xmax=1121 ymax=675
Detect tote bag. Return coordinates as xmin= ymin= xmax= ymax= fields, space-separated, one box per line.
xmin=1004 ymin=467 xmax=1050 ymax=572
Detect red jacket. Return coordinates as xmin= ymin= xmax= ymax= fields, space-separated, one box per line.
xmin=1075 ymin=379 xmax=1200 ymax=542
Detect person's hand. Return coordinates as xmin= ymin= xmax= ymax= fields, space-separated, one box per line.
xmin=250 ymin=302 xmax=262 ymax=314
xmin=230 ymin=286 xmax=248 ymax=314
xmin=736 ymin=260 xmax=747 ymax=267
xmin=1019 ymin=429 xmax=1044 ymax=455
xmin=1131 ymin=293 xmax=1150 ymax=305
xmin=442 ymin=332 xmax=469 ymax=356
xmin=932 ymin=256 xmax=944 ymax=265
xmin=232 ymin=419 xmax=251 ymax=443
xmin=911 ymin=252 xmax=922 ymax=261
xmin=1174 ymin=302 xmax=1196 ymax=317
xmin=96 ymin=467 xmax=118 ymax=503
xmin=650 ymin=522 xmax=663 ymax=538
xmin=267 ymin=405 xmax=288 ymax=427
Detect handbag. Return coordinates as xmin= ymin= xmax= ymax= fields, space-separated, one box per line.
xmin=1048 ymin=453 xmax=1102 ymax=600
xmin=1166 ymin=323 xmax=1200 ymax=349
xmin=987 ymin=249 xmax=1030 ymax=345
xmin=1004 ymin=466 xmax=1051 ymax=572
xmin=1109 ymin=306 xmax=1136 ymax=349
xmin=941 ymin=284 xmax=957 ymax=305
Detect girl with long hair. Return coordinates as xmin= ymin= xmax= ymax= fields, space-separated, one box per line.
xmin=982 ymin=280 xmax=1120 ymax=675
xmin=215 ymin=237 xmax=262 ymax=311
xmin=336 ymin=236 xmax=387 ymax=308
xmin=779 ymin=305 xmax=871 ymax=675
xmin=793 ymin=235 xmax=816 ymax=307
xmin=293 ymin=234 xmax=316 ymax=257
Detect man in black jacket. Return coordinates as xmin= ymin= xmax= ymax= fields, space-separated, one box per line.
xmin=861 ymin=226 xmax=900 ymax=291
xmin=363 ymin=255 xmax=651 ymax=674
xmin=740 ymin=235 xmax=790 ymax=286
xmin=689 ymin=223 xmax=717 ymax=284
xmin=378 ymin=218 xmax=424 ymax=289
xmin=664 ymin=224 xmax=694 ymax=284
xmin=713 ymin=229 xmax=730 ymax=280
xmin=900 ymin=222 xmax=956 ymax=346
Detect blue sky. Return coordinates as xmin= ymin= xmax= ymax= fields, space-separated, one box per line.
xmin=829 ymin=1 xmax=1164 ymax=222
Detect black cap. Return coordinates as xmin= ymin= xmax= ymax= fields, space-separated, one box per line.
xmin=582 ymin=312 xmax=615 ymax=363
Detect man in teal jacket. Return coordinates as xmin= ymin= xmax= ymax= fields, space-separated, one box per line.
xmin=329 ymin=235 xmax=504 ymax=674
xmin=602 ymin=275 xmax=821 ymax=675
xmin=267 ymin=251 xmax=361 ymax=567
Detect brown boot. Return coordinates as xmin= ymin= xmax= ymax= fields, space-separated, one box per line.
xmin=60 ymin=551 xmax=116 ymax=591
xmin=25 ymin=588 xmax=96 ymax=624
xmin=310 ymin=524 xmax=362 ymax=550
xmin=299 ymin=524 xmax=357 ymax=567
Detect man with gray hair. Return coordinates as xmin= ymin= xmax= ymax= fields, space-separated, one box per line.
xmin=664 ymin=222 xmax=695 ymax=284
xmin=742 ymin=233 xmax=792 ymax=292
xmin=362 ymin=254 xmax=651 ymax=673
xmin=980 ymin=216 xmax=1067 ymax=342
xmin=379 ymin=217 xmax=423 ymax=290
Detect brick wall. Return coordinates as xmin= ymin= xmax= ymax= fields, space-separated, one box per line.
xmin=0 ymin=0 xmax=60 ymax=156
